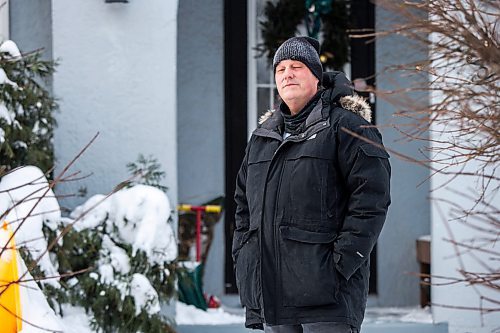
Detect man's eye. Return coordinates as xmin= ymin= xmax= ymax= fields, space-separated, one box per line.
xmin=277 ymin=68 xmax=285 ymax=72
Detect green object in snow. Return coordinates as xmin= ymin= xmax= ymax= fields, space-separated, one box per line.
xmin=177 ymin=262 xmax=208 ymax=311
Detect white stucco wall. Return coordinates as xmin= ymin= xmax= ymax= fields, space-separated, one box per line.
xmin=430 ymin=106 xmax=500 ymax=331
xmin=431 ymin=135 xmax=500 ymax=333
xmin=429 ymin=16 xmax=500 ymax=332
xmin=51 ymin=1 xmax=178 ymax=219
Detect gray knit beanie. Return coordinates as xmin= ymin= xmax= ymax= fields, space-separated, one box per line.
xmin=273 ymin=36 xmax=323 ymax=83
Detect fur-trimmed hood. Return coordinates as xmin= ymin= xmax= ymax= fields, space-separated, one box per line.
xmin=338 ymin=94 xmax=372 ymax=123
xmin=259 ymin=71 xmax=372 ymax=124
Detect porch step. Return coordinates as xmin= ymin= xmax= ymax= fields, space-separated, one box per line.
xmin=177 ymin=322 xmax=448 ymax=333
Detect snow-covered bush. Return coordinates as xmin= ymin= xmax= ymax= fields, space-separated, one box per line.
xmin=0 ymin=39 xmax=57 ymax=172
xmin=0 ymin=166 xmax=178 ymax=332
xmin=47 ymin=184 xmax=178 ymax=332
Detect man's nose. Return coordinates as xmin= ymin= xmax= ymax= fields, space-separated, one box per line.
xmin=283 ymin=67 xmax=294 ymax=79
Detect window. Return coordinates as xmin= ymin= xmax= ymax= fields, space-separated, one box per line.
xmin=247 ymin=0 xmax=280 ymax=136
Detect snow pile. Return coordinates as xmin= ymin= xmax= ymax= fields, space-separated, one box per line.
xmin=71 ymin=185 xmax=177 ymax=264
xmin=0 ymin=39 xmax=22 ymax=58
xmin=0 ymin=166 xmax=61 ymax=285
xmin=176 ymin=301 xmax=245 ymax=325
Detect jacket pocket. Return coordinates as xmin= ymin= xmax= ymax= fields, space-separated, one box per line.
xmin=282 ymin=155 xmax=329 ymax=221
xmin=235 ymin=229 xmax=261 ymax=309
xmin=279 ymin=226 xmax=339 ymax=307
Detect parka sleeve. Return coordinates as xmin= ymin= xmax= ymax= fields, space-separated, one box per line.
xmin=334 ymin=115 xmax=391 ymax=281
xmin=232 ymin=142 xmax=251 ymax=263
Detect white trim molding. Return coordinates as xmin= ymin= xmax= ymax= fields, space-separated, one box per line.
xmin=247 ymin=0 xmax=257 ymax=138
xmin=0 ymin=0 xmax=9 ymax=41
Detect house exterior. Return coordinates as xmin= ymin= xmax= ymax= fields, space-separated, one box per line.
xmin=3 ymin=1 xmax=498 ymax=332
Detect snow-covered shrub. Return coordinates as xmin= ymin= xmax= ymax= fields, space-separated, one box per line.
xmin=0 ymin=165 xmax=178 ymax=332
xmin=0 ymin=40 xmax=58 ymax=172
xmin=49 ymin=185 xmax=178 ymax=332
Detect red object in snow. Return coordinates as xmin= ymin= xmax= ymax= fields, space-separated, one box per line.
xmin=205 ymin=294 xmax=221 ymax=309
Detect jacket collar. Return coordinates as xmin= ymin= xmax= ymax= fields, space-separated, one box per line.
xmin=254 ymin=101 xmax=326 ymax=141
xmin=255 ymin=71 xmax=372 ymax=139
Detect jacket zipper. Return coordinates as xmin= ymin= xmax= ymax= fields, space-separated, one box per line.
xmin=258 ymin=137 xmax=282 ymax=323
xmin=272 ymin=153 xmax=286 ymax=318
xmin=253 ymin=119 xmax=328 ymax=321
xmin=269 ymin=139 xmax=291 ymax=322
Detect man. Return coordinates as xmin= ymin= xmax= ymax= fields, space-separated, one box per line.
xmin=233 ymin=36 xmax=391 ymax=333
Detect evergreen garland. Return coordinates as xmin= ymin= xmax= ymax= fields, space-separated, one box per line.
xmin=320 ymin=1 xmax=350 ymax=70
xmin=256 ymin=0 xmax=306 ymax=61
xmin=256 ymin=0 xmax=350 ymax=71
xmin=0 ymin=44 xmax=58 ymax=173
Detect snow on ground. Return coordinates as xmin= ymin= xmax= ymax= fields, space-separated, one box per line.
xmin=176 ymin=301 xmax=245 ymax=325
xmin=58 ymin=305 xmax=94 ymax=333
xmin=364 ymin=306 xmax=433 ymax=324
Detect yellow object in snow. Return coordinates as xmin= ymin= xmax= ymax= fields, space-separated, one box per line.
xmin=0 ymin=221 xmax=22 ymax=333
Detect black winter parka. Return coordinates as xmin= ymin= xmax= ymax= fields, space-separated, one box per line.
xmin=233 ymin=72 xmax=391 ymax=330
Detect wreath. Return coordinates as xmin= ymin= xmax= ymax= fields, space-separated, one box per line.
xmin=256 ymin=0 xmax=350 ymax=71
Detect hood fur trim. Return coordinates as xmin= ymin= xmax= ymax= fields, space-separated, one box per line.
xmin=258 ymin=94 xmax=372 ymax=125
xmin=259 ymin=110 xmax=275 ymax=125
xmin=340 ymin=95 xmax=372 ymax=123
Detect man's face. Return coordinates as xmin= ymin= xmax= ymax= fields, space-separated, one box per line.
xmin=275 ymin=59 xmax=319 ymax=113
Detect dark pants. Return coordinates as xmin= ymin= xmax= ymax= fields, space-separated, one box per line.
xmin=264 ymin=323 xmax=358 ymax=333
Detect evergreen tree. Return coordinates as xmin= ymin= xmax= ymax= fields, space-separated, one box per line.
xmin=0 ymin=40 xmax=57 ymax=173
